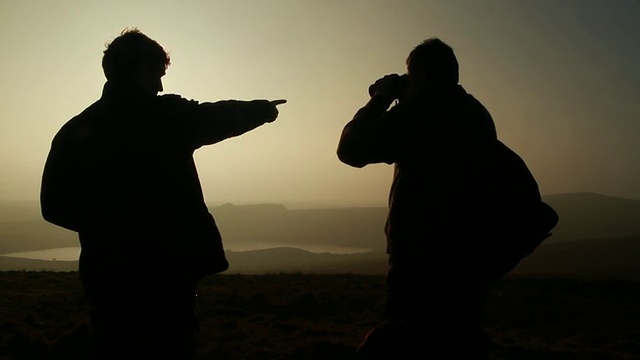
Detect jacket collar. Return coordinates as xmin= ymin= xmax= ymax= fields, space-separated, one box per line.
xmin=101 ymin=81 xmax=156 ymax=102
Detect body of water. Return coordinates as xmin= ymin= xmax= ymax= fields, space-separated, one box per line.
xmin=2 ymin=247 xmax=81 ymax=261
xmin=2 ymin=242 xmax=372 ymax=261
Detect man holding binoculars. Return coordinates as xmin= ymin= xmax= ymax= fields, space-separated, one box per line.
xmin=338 ymin=38 xmax=498 ymax=359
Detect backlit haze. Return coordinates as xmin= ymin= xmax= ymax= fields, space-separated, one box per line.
xmin=2 ymin=0 xmax=639 ymax=209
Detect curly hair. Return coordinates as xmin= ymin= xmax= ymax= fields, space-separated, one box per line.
xmin=102 ymin=27 xmax=171 ymax=82
xmin=406 ymin=38 xmax=459 ymax=85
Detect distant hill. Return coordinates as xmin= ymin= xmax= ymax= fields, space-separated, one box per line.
xmin=0 ymin=248 xmax=390 ymax=275
xmin=3 ymin=236 xmax=640 ymax=281
xmin=0 ymin=201 xmax=389 ymax=254
xmin=0 ymin=200 xmax=77 ymax=253
xmin=511 ymin=235 xmax=640 ymax=280
xmin=2 ymin=192 xmax=640 ymax=279
xmin=224 ymin=247 xmax=388 ymax=275
xmin=542 ymin=192 xmax=640 ymax=242
xmin=210 ymin=203 xmax=388 ymax=251
xmin=0 ymin=256 xmax=78 ymax=272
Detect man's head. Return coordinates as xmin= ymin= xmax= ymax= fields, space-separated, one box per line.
xmin=102 ymin=28 xmax=170 ymax=95
xmin=406 ymin=38 xmax=459 ymax=89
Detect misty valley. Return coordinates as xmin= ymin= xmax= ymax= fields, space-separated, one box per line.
xmin=1 ymin=241 xmax=373 ymax=263
xmin=2 ymin=192 xmax=640 ymax=278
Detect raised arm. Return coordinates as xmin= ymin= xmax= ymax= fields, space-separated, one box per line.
xmin=337 ymin=74 xmax=410 ymax=168
xmin=337 ymin=95 xmax=398 ymax=168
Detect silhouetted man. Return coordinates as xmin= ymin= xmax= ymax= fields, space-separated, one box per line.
xmin=337 ymin=38 xmax=496 ymax=359
xmin=41 ymin=28 xmax=285 ymax=360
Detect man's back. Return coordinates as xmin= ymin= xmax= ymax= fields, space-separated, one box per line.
xmin=54 ymin=89 xmax=206 ymax=221
xmin=383 ymin=85 xmax=497 ymax=209
xmin=42 ymin=82 xmax=228 ymax=279
xmin=338 ymin=84 xmax=498 ymax=260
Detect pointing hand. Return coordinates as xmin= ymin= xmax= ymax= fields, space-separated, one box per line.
xmin=261 ymin=99 xmax=287 ymax=123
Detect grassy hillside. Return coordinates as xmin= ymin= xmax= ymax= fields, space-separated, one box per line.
xmin=1 ymin=272 xmax=639 ymax=360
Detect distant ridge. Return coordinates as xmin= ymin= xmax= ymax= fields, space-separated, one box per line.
xmin=224 ymin=247 xmax=387 ymax=275
xmin=512 ymin=234 xmax=640 ymax=280
xmin=213 ymin=203 xmax=289 ymax=212
xmin=544 ymin=191 xmax=640 ymax=205
xmin=3 ymin=235 xmax=640 ymax=281
xmin=542 ymin=192 xmax=640 ymax=241
xmin=0 ymin=248 xmax=389 ymax=275
xmin=2 ymin=192 xmax=640 ymax=279
xmin=210 ymin=203 xmax=388 ymax=251
xmin=0 ymin=256 xmax=78 ymax=272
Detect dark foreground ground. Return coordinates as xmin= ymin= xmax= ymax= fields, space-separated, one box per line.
xmin=1 ymin=272 xmax=639 ymax=360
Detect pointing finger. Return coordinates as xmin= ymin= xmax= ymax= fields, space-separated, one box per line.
xmin=270 ymin=99 xmax=287 ymax=106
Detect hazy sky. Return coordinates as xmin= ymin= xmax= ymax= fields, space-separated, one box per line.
xmin=1 ymin=0 xmax=639 ymax=208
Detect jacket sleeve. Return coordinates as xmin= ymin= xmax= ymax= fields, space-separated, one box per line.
xmin=191 ymin=99 xmax=280 ymax=147
xmin=336 ymin=96 xmax=400 ymax=168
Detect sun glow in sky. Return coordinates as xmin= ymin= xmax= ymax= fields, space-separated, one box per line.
xmin=1 ymin=0 xmax=639 ymax=208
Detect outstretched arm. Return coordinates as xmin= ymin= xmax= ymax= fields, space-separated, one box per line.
xmin=193 ymin=99 xmax=286 ymax=146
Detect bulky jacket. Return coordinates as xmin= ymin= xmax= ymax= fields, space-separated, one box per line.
xmin=41 ymin=81 xmax=277 ymax=279
xmin=337 ymin=84 xmax=499 ymax=273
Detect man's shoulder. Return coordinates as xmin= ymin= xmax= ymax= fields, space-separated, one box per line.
xmin=59 ymin=102 xmax=95 ymax=128
xmin=156 ymin=93 xmax=199 ymax=107
xmin=54 ymin=100 xmax=105 ymax=142
xmin=149 ymin=94 xmax=201 ymax=120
